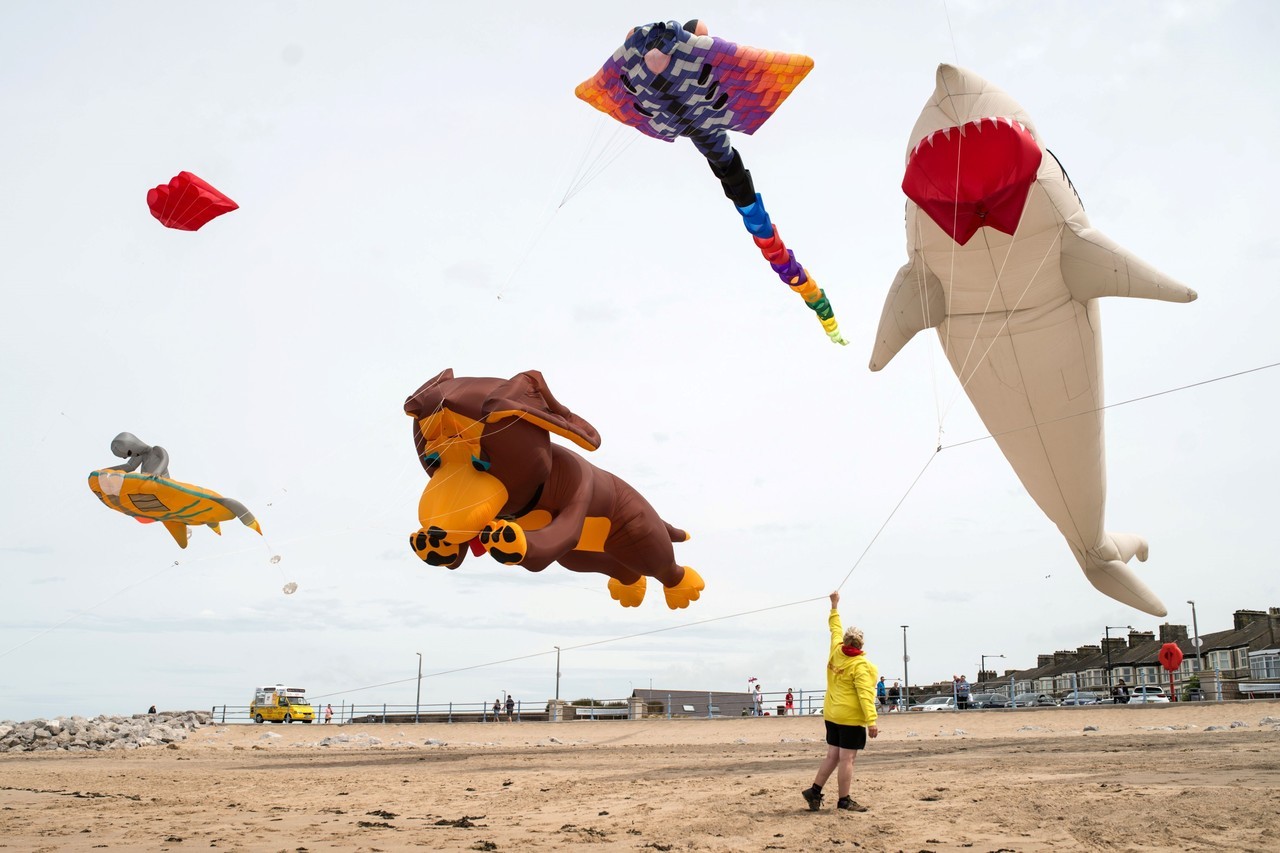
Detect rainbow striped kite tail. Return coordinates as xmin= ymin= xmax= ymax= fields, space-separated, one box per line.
xmin=741 ymin=207 xmax=847 ymax=346
xmin=706 ymin=146 xmax=846 ymax=344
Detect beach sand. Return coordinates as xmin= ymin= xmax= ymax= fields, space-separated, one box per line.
xmin=2 ymin=700 xmax=1278 ymax=852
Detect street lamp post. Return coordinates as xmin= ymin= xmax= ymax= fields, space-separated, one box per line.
xmin=415 ymin=652 xmax=423 ymax=724
xmin=1104 ymin=625 xmax=1132 ymax=694
xmin=1187 ymin=600 xmax=1203 ymax=672
xmin=554 ymin=645 xmax=561 ymax=702
xmin=980 ymin=654 xmax=1005 ymax=687
xmin=901 ymin=626 xmax=910 ymax=711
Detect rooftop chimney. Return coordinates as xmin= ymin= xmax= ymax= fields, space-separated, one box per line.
xmin=1158 ymin=623 xmax=1189 ymax=644
xmin=1235 ymin=609 xmax=1267 ymax=630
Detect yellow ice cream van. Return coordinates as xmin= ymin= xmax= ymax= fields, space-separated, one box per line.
xmin=250 ymin=685 xmax=316 ymax=724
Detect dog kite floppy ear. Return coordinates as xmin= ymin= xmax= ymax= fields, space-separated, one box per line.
xmin=483 ymin=370 xmax=601 ymax=451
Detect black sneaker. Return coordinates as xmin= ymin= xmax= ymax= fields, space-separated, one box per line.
xmin=801 ymin=786 xmax=823 ymax=811
xmin=836 ymin=796 xmax=868 ymax=812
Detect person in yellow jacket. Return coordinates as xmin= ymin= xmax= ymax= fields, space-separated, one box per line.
xmin=801 ymin=591 xmax=878 ymax=812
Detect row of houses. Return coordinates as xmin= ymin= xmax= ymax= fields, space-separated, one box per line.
xmin=609 ymin=607 xmax=1280 ymax=718
xmin=966 ymin=606 xmax=1280 ymax=700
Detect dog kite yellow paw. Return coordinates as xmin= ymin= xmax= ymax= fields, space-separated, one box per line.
xmin=479 ymin=520 xmax=527 ymax=565
xmin=662 ymin=567 xmax=704 ymax=610
xmin=608 ymin=576 xmax=647 ymax=607
xmin=410 ymin=528 xmax=464 ymax=568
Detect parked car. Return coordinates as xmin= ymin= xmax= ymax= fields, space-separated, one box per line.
xmin=1012 ymin=692 xmax=1058 ymax=707
xmin=1129 ymin=685 xmax=1170 ymax=704
xmin=970 ymin=692 xmax=1011 ymax=709
xmin=911 ymin=696 xmax=956 ymax=712
xmin=1060 ymin=691 xmax=1109 ymax=706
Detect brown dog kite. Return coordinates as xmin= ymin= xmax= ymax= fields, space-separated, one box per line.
xmin=404 ymin=369 xmax=704 ymax=609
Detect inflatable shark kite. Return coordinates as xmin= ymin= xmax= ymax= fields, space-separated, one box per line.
xmin=871 ymin=64 xmax=1197 ymax=617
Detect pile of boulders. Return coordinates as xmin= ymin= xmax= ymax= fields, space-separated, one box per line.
xmin=0 ymin=711 xmax=212 ymax=753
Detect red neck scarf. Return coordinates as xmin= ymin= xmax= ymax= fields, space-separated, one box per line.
xmin=841 ymin=645 xmax=863 ymax=657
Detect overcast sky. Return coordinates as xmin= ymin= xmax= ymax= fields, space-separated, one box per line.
xmin=2 ymin=1 xmax=1277 ymax=722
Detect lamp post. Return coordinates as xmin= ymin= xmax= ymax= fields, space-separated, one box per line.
xmin=415 ymin=652 xmax=422 ymax=724
xmin=980 ymin=654 xmax=1005 ymax=687
xmin=901 ymin=625 xmax=910 ymax=711
xmin=1104 ymin=625 xmax=1132 ymax=693
xmin=554 ymin=645 xmax=561 ymax=702
xmin=1186 ymin=600 xmax=1203 ymax=672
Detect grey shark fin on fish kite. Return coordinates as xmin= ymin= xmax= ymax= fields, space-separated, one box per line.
xmin=576 ymin=19 xmax=846 ymax=345
xmin=870 ymin=64 xmax=1197 ymax=617
xmin=88 ymin=433 xmax=262 ymax=549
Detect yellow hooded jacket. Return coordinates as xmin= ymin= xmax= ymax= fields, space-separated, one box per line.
xmin=824 ymin=609 xmax=878 ymax=727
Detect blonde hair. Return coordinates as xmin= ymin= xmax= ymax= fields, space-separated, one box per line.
xmin=843 ymin=626 xmax=864 ymax=649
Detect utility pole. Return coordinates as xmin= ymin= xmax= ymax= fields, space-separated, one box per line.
xmin=554 ymin=645 xmax=561 ymax=702
xmin=415 ymin=652 xmax=422 ymax=724
xmin=901 ymin=625 xmax=910 ymax=711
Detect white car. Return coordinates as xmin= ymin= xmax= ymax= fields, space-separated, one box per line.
xmin=1128 ymin=685 xmax=1170 ymax=704
xmin=912 ymin=696 xmax=956 ymax=712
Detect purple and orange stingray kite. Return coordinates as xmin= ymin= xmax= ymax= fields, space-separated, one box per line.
xmin=576 ymin=19 xmax=845 ymax=344
xmin=147 ymin=171 xmax=238 ymax=231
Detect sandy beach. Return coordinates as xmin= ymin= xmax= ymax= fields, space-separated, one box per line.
xmin=2 ymin=700 xmax=1278 ymax=852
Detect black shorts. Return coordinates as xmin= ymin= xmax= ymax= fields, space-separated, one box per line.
xmin=824 ymin=720 xmax=868 ymax=750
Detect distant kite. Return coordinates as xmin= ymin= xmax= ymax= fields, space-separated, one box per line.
xmin=147 ymin=171 xmax=238 ymax=231
xmin=576 ymin=20 xmax=845 ymax=344
xmin=89 ymin=432 xmax=261 ymax=548
xmin=404 ymin=370 xmax=704 ymax=609
xmin=869 ymin=65 xmax=1197 ymax=616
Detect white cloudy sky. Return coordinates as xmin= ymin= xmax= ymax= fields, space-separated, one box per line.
xmin=2 ymin=1 xmax=1277 ymax=721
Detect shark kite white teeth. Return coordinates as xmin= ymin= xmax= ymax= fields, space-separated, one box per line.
xmin=870 ymin=65 xmax=1198 ymax=617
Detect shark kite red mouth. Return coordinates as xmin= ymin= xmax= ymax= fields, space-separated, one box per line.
xmin=902 ymin=116 xmax=1042 ymax=245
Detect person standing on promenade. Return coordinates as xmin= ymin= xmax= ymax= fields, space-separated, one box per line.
xmin=801 ymin=591 xmax=878 ymax=812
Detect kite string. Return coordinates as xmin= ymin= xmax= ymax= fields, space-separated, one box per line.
xmin=0 ymin=546 xmax=260 ymax=660
xmin=494 ymin=118 xmax=640 ymax=300
xmin=560 ymin=120 xmax=638 ymax=206
xmin=494 ymin=117 xmax=619 ymax=302
xmin=834 ymin=450 xmax=939 ymax=592
xmin=941 ymin=183 xmax=1042 ymax=408
xmin=939 ymin=205 xmax=1064 ymax=431
xmin=309 ymin=595 xmax=830 ymax=700
xmin=940 ymin=359 xmax=1280 ymax=450
xmin=942 ymin=0 xmax=960 ymax=65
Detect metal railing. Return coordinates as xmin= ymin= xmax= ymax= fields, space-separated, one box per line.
xmin=210 ymin=699 xmax=531 ymax=725
xmin=209 ymin=691 xmax=834 ymax=724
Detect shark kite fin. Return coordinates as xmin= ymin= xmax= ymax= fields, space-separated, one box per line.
xmin=1061 ymin=225 xmax=1198 ymax=305
xmin=869 ymin=254 xmax=945 ymax=371
xmin=162 ymin=521 xmax=189 ymax=549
